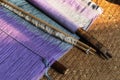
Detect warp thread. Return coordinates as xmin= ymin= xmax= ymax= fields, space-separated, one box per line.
xmin=0 ymin=1 xmax=78 ymax=46
xmin=0 ymin=5 xmax=71 ymax=80
xmin=0 ymin=10 xmax=52 ymax=80
xmin=0 ymin=0 xmax=97 ymax=55
xmin=42 ymin=59 xmax=52 ymax=80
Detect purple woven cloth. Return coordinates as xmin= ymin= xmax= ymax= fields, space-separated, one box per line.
xmin=0 ymin=6 xmax=72 ymax=80
xmin=28 ymin=0 xmax=103 ymax=32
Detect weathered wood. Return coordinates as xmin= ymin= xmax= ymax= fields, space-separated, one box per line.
xmin=51 ymin=61 xmax=69 ymax=74
xmin=76 ymin=28 xmax=112 ymax=59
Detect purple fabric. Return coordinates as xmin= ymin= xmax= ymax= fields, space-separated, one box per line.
xmin=0 ymin=7 xmax=72 ymax=80
xmin=0 ymin=28 xmax=45 ymax=80
xmin=0 ymin=7 xmax=71 ymax=61
xmin=28 ymin=0 xmax=103 ymax=32
xmin=28 ymin=0 xmax=78 ymax=32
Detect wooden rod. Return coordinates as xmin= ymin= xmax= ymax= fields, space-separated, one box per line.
xmin=51 ymin=61 xmax=69 ymax=74
xmin=76 ymin=28 xmax=112 ymax=59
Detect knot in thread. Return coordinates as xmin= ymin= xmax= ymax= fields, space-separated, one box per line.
xmin=42 ymin=58 xmax=52 ymax=80
xmin=86 ymin=47 xmax=91 ymax=54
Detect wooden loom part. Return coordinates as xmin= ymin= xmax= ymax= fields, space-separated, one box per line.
xmin=0 ymin=0 xmax=96 ymax=74
xmin=76 ymin=28 xmax=112 ymax=59
xmin=51 ymin=61 xmax=69 ymax=74
xmin=25 ymin=0 xmax=111 ymax=59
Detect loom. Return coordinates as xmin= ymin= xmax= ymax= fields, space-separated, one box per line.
xmin=0 ymin=0 xmax=98 ymax=80
xmin=28 ymin=0 xmax=112 ymax=59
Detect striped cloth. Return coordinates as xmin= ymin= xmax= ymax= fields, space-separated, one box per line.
xmin=28 ymin=0 xmax=103 ymax=32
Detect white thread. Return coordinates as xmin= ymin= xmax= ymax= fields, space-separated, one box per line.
xmin=86 ymin=47 xmax=91 ymax=54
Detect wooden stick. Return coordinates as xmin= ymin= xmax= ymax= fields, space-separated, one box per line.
xmin=25 ymin=0 xmax=112 ymax=59
xmin=52 ymin=61 xmax=69 ymax=74
xmin=76 ymin=28 xmax=112 ymax=59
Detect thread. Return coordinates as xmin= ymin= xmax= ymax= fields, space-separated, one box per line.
xmin=0 ymin=6 xmax=71 ymax=80
xmin=0 ymin=1 xmax=74 ymax=80
xmin=43 ymin=59 xmax=52 ymax=80
xmin=0 ymin=28 xmax=46 ymax=80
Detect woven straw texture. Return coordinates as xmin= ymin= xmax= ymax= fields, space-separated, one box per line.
xmin=41 ymin=0 xmax=120 ymax=80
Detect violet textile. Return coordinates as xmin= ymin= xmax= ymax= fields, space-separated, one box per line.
xmin=28 ymin=0 xmax=103 ymax=32
xmin=0 ymin=6 xmax=72 ymax=80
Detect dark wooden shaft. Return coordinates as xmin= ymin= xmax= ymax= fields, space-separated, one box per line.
xmin=51 ymin=61 xmax=69 ymax=74
xmin=76 ymin=28 xmax=112 ymax=59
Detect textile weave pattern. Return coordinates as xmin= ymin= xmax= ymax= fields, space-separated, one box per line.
xmin=0 ymin=6 xmax=72 ymax=80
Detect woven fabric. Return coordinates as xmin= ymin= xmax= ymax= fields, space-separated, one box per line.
xmin=27 ymin=0 xmax=103 ymax=32
xmin=8 ymin=0 xmax=79 ymax=38
xmin=0 ymin=6 xmax=72 ymax=80
xmin=0 ymin=0 xmax=90 ymax=80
